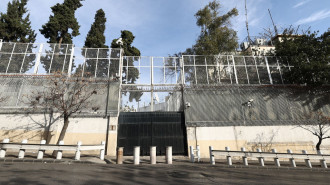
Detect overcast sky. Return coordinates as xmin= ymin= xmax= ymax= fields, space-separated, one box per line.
xmin=0 ymin=0 xmax=329 ymax=56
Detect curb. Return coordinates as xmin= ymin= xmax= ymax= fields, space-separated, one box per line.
xmin=0 ymin=158 xmax=96 ymax=164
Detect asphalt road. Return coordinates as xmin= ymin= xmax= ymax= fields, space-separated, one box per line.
xmin=0 ymin=162 xmax=329 ymax=185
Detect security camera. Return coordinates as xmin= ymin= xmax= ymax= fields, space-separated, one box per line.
xmin=247 ymin=99 xmax=254 ymax=107
xmin=248 ymin=99 xmax=254 ymax=103
xmin=185 ymin=102 xmax=191 ymax=108
xmin=116 ymin=38 xmax=123 ymax=46
xmin=115 ymin=73 xmax=120 ymax=79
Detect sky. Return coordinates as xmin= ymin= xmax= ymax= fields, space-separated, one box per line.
xmin=0 ymin=0 xmax=329 ymax=56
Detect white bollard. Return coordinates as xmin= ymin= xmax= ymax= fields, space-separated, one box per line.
xmin=196 ymin=145 xmax=201 ymax=162
xmin=18 ymin=139 xmax=28 ymax=159
xmin=75 ymin=141 xmax=82 ymax=160
xmin=166 ymin=146 xmax=172 ymax=164
xmin=150 ymin=146 xmax=156 ymax=164
xmin=209 ymin=146 xmax=215 ymax=165
xmin=317 ymin=150 xmax=328 ymax=169
xmin=116 ymin=147 xmax=124 ymax=164
xmin=0 ymin=139 xmax=9 ymax=158
xmin=302 ymin=150 xmax=312 ymax=168
xmin=257 ymin=148 xmax=265 ymax=166
xmin=287 ymin=149 xmax=296 ymax=168
xmin=37 ymin=140 xmax=46 ymax=159
xmin=56 ymin=141 xmax=64 ymax=160
xmin=100 ymin=141 xmax=105 ymax=160
xmin=190 ymin=146 xmax=194 ymax=163
xmin=241 ymin=147 xmax=248 ymax=166
xmin=225 ymin=147 xmax=232 ymax=165
xmin=133 ymin=146 xmax=140 ymax=165
xmin=272 ymin=149 xmax=280 ymax=167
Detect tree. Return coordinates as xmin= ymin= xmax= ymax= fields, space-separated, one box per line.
xmin=0 ymin=0 xmax=36 ymax=43
xmin=29 ymin=73 xmax=99 ymax=145
xmin=82 ymin=9 xmax=108 ymax=77
xmin=39 ymin=0 xmax=83 ymax=74
xmin=297 ymin=112 xmax=330 ymax=152
xmin=184 ymin=0 xmax=238 ymax=55
xmin=111 ymin=30 xmax=142 ymax=102
xmin=275 ymin=28 xmax=330 ymax=85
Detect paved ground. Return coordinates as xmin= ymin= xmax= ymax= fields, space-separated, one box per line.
xmin=0 ymin=158 xmax=330 ymax=185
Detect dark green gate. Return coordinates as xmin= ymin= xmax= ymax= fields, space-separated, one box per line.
xmin=117 ymin=112 xmax=187 ymax=156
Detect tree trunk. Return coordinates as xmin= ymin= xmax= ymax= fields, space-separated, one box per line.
xmin=56 ymin=115 xmax=69 ymax=145
xmin=316 ymin=137 xmax=322 ymax=153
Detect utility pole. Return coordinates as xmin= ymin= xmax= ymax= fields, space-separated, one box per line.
xmin=245 ymin=0 xmax=252 ymax=44
xmin=268 ymin=9 xmax=278 ymax=36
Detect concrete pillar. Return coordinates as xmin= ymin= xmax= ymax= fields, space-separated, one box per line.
xmin=166 ymin=146 xmax=172 ymax=164
xmin=0 ymin=139 xmax=9 ymax=158
xmin=150 ymin=146 xmax=156 ymax=164
xmin=241 ymin=147 xmax=248 ymax=166
xmin=272 ymin=149 xmax=280 ymax=167
xmin=116 ymin=147 xmax=124 ymax=164
xmin=18 ymin=139 xmax=28 ymax=159
xmin=302 ymin=150 xmax=312 ymax=168
xmin=100 ymin=141 xmax=105 ymax=160
xmin=189 ymin=146 xmax=194 ymax=163
xmin=75 ymin=141 xmax=82 ymax=160
xmin=225 ymin=147 xmax=232 ymax=166
xmin=133 ymin=146 xmax=140 ymax=165
xmin=317 ymin=150 xmax=328 ymax=169
xmin=257 ymin=148 xmax=264 ymax=167
xmin=287 ymin=149 xmax=296 ymax=168
xmin=56 ymin=141 xmax=64 ymax=160
xmin=37 ymin=140 xmax=46 ymax=159
xmin=209 ymin=146 xmax=215 ymax=165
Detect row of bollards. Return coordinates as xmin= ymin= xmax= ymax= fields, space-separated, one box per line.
xmin=116 ymin=146 xmax=172 ymax=165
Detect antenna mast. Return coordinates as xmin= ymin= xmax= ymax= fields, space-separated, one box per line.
xmin=245 ymin=0 xmax=252 ymax=44
xmin=268 ymin=9 xmax=278 ymax=35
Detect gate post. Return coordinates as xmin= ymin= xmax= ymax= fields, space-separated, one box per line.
xmin=166 ymin=146 xmax=172 ymax=164
xmin=134 ymin=146 xmax=140 ymax=165
xmin=150 ymin=146 xmax=156 ymax=164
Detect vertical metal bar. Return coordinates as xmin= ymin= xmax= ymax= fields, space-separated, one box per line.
xmin=19 ymin=43 xmax=30 ymax=73
xmin=125 ymin=56 xmax=129 ymax=84
xmin=67 ymin=45 xmax=74 ymax=77
xmin=48 ymin=44 xmax=56 ymax=74
xmin=95 ymin=48 xmax=100 ymax=78
xmin=227 ymin=55 xmax=232 ymax=84
xmin=138 ymin=57 xmax=141 ymax=84
xmin=216 ymin=55 xmax=221 ymax=84
xmin=107 ymin=48 xmax=111 ymax=78
xmin=181 ymin=56 xmax=185 ymax=85
xmin=253 ymin=56 xmax=261 ymax=84
xmin=33 ymin=43 xmax=43 ymax=74
xmin=265 ymin=56 xmax=273 ymax=84
xmin=232 ymin=55 xmax=239 ymax=84
xmin=205 ymin=57 xmax=209 ymax=84
xmin=151 ymin=57 xmax=154 ymax=112
xmin=82 ymin=48 xmax=87 ymax=77
xmin=6 ymin=43 xmax=16 ymax=73
xmin=193 ymin=56 xmax=197 ymax=84
xmin=175 ymin=58 xmax=177 ymax=84
xmin=276 ymin=57 xmax=284 ymax=84
xmin=243 ymin=56 xmax=250 ymax=84
xmin=62 ymin=44 xmax=69 ymax=73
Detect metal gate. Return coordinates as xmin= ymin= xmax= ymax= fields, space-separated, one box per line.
xmin=117 ymin=112 xmax=187 ymax=156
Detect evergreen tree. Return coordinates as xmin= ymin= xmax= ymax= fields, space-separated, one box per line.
xmin=111 ymin=30 xmax=142 ymax=102
xmin=39 ymin=0 xmax=83 ymax=74
xmin=82 ymin=9 xmax=108 ymax=77
xmin=0 ymin=0 xmax=36 ymax=73
xmin=0 ymin=0 xmax=36 ymax=43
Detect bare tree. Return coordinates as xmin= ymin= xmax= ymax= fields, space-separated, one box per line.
xmin=297 ymin=112 xmax=330 ymax=152
xmin=29 ymin=72 xmax=101 ymax=145
xmin=249 ymin=129 xmax=278 ymax=152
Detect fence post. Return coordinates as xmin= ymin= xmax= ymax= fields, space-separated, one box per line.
xmin=287 ymin=149 xmax=296 ymax=168
xmin=100 ymin=141 xmax=105 ymax=160
xmin=75 ymin=141 xmax=82 ymax=160
xmin=272 ymin=149 xmax=280 ymax=167
xmin=150 ymin=146 xmax=156 ymax=164
xmin=116 ymin=147 xmax=124 ymax=164
xmin=241 ymin=147 xmax=248 ymax=166
xmin=225 ymin=147 xmax=232 ymax=165
xmin=0 ymin=139 xmax=9 ymax=158
xmin=56 ymin=141 xmax=64 ymax=160
xmin=317 ymin=150 xmax=328 ymax=169
xmin=166 ymin=146 xmax=172 ymax=164
xmin=190 ymin=146 xmax=194 ymax=163
xmin=18 ymin=139 xmax=28 ymax=159
xmin=302 ymin=150 xmax=312 ymax=168
xmin=133 ymin=146 xmax=140 ymax=165
xmin=67 ymin=45 xmax=74 ymax=77
xmin=37 ymin=140 xmax=46 ymax=159
xmin=257 ymin=148 xmax=264 ymax=166
xmin=33 ymin=44 xmax=43 ymax=74
xmin=209 ymin=146 xmax=215 ymax=165
xmin=196 ymin=145 xmax=201 ymax=162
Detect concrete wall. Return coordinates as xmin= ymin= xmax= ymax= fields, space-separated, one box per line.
xmin=187 ymin=125 xmax=330 ymax=158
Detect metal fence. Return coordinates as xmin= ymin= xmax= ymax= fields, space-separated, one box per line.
xmin=0 ymin=41 xmax=122 ymax=77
